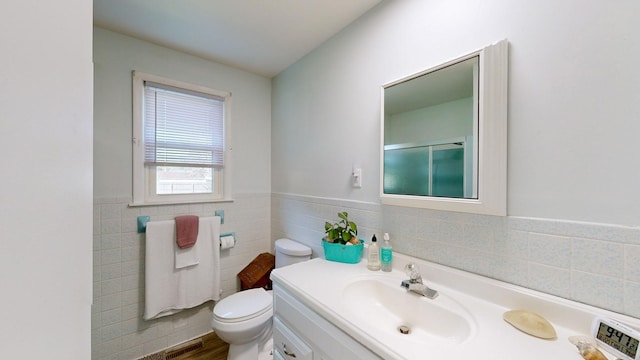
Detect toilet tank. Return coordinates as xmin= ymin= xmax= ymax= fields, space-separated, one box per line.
xmin=275 ymin=238 xmax=311 ymax=268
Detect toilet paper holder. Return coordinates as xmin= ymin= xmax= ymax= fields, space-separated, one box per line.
xmin=220 ymin=232 xmax=236 ymax=249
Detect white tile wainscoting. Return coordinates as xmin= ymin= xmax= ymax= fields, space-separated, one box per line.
xmin=92 ymin=193 xmax=270 ymax=360
xmin=92 ymin=191 xmax=640 ymax=360
xmin=271 ymin=193 xmax=640 ymax=319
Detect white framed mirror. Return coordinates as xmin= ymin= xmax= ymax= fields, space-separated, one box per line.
xmin=380 ymin=39 xmax=508 ymax=216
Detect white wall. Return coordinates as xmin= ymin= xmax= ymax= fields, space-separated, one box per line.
xmin=272 ymin=0 xmax=640 ymax=227
xmin=93 ymin=28 xmax=273 ymax=359
xmin=0 ymin=0 xmax=93 ymax=358
xmin=386 ymin=97 xmax=473 ymax=144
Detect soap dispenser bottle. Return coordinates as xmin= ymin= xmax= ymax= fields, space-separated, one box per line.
xmin=367 ymin=234 xmax=381 ymax=271
xmin=381 ymin=233 xmax=393 ymax=272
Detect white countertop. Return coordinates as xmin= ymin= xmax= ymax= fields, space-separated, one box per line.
xmin=271 ymin=254 xmax=640 ymax=360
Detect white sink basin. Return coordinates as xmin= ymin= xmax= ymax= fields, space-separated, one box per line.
xmin=342 ymin=275 xmax=475 ymax=344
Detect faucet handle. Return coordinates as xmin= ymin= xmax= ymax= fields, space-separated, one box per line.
xmin=404 ymin=262 xmax=422 ymax=283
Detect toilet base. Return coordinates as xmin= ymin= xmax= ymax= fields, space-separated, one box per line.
xmin=227 ymin=341 xmax=256 ymax=360
xmin=258 ymin=338 xmax=273 ymax=360
xmin=227 ymin=337 xmax=272 ymax=360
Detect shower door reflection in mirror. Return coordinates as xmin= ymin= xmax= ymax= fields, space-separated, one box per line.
xmin=384 ymin=137 xmax=471 ymax=198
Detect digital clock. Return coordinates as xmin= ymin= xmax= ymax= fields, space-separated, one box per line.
xmin=592 ymin=317 xmax=640 ymax=360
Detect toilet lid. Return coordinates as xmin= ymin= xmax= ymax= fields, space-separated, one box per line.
xmin=213 ymin=288 xmax=273 ymax=322
xmin=275 ymin=238 xmax=312 ymax=256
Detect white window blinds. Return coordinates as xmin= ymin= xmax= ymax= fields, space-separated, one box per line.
xmin=143 ymin=81 xmax=224 ymax=168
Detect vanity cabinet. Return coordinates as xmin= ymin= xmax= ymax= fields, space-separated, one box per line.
xmin=273 ymin=283 xmax=381 ymax=360
xmin=273 ymin=317 xmax=312 ymax=360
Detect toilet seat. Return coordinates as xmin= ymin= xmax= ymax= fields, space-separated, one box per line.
xmin=214 ymin=288 xmax=273 ymax=323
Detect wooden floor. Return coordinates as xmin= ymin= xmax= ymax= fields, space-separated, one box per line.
xmin=169 ymin=332 xmax=229 ymax=360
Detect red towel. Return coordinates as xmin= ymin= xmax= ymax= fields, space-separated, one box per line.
xmin=175 ymin=215 xmax=199 ymax=249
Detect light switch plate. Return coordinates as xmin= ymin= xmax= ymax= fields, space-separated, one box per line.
xmin=352 ymin=168 xmax=362 ymax=188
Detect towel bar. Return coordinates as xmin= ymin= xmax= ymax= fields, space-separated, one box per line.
xmin=137 ymin=216 xmax=150 ymax=233
xmin=139 ymin=216 xmax=234 ymax=248
xmin=138 ymin=212 xmax=226 ymax=233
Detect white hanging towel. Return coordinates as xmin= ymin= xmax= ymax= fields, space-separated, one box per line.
xmin=175 ymin=241 xmax=200 ymax=269
xmin=144 ymin=216 xmax=221 ymax=320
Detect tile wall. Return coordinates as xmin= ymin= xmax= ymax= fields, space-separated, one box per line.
xmin=92 ymin=193 xmax=271 ymax=360
xmin=92 ymin=191 xmax=640 ymax=359
xmin=271 ymin=193 xmax=640 ymax=319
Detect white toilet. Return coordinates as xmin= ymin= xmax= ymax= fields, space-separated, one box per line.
xmin=212 ymin=238 xmax=312 ymax=360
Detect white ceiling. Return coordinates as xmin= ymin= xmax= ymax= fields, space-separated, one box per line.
xmin=93 ymin=0 xmax=382 ymax=78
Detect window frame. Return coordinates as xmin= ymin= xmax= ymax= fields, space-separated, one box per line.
xmin=131 ymin=71 xmax=232 ymax=206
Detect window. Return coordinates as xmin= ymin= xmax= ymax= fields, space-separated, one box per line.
xmin=132 ymin=71 xmax=231 ymax=205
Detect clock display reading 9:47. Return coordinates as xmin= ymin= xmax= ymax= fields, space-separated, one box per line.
xmin=596 ymin=322 xmax=639 ymax=359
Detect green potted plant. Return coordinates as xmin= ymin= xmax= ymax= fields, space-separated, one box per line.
xmin=324 ymin=211 xmax=359 ymax=244
xmin=322 ymin=212 xmax=363 ymax=263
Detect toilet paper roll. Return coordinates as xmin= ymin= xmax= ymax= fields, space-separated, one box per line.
xmin=220 ymin=235 xmax=235 ymax=250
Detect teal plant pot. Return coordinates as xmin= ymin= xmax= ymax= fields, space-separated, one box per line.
xmin=322 ymin=239 xmax=363 ymax=264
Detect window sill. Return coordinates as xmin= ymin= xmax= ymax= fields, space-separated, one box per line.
xmin=128 ymin=198 xmax=234 ymax=208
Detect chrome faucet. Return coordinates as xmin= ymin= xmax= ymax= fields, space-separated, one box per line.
xmin=401 ymin=262 xmax=439 ymax=299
